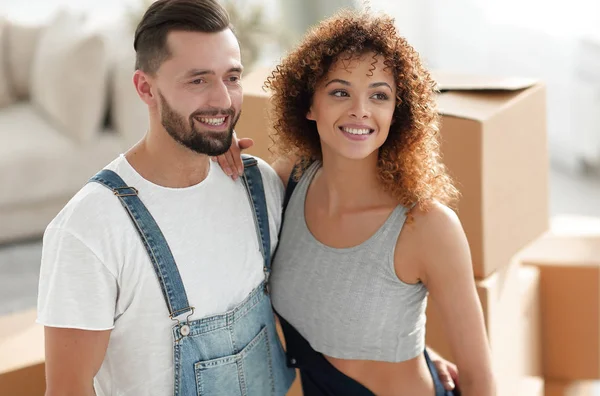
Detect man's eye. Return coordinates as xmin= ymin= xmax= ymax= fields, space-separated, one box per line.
xmin=229 ymin=76 xmax=240 ymax=82
xmin=191 ymin=79 xmax=204 ymax=85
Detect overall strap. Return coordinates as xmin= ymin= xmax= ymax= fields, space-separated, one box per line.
xmin=240 ymin=155 xmax=271 ymax=283
xmin=89 ymin=170 xmax=193 ymax=321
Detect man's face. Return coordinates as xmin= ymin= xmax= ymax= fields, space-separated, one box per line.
xmin=153 ymin=29 xmax=243 ymax=156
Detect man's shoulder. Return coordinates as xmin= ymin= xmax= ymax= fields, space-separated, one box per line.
xmin=47 ymin=175 xmax=128 ymax=235
xmin=48 ymin=156 xmax=131 ymax=229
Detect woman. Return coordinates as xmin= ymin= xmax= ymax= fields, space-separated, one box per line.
xmin=221 ymin=9 xmax=495 ymax=396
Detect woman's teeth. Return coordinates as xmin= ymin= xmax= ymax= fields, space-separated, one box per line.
xmin=341 ymin=127 xmax=371 ymax=135
xmin=199 ymin=117 xmax=226 ymax=126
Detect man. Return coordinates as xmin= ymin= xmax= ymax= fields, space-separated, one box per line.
xmin=38 ymin=1 xmax=293 ymax=395
xmin=38 ymin=0 xmax=458 ymax=394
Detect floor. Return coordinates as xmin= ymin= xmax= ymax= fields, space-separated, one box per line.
xmin=0 ymin=238 xmax=42 ymax=315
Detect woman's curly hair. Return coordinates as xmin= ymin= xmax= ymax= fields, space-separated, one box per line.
xmin=265 ymin=9 xmax=459 ymax=210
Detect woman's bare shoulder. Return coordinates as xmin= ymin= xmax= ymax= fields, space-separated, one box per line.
xmin=395 ymin=200 xmax=469 ymax=283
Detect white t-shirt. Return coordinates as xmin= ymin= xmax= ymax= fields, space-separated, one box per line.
xmin=37 ymin=154 xmax=284 ymax=396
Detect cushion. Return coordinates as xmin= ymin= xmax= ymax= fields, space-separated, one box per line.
xmin=30 ymin=10 xmax=109 ymax=143
xmin=0 ymin=103 xmax=124 ymax=208
xmin=5 ymin=21 xmax=44 ymax=99
xmin=111 ymin=46 xmax=149 ymax=147
xmin=0 ymin=18 xmax=17 ymax=108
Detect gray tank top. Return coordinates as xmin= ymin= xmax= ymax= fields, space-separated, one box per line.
xmin=271 ymin=161 xmax=429 ymax=362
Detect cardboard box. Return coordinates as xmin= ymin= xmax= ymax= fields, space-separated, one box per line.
xmin=237 ymin=69 xmax=549 ymax=278
xmin=519 ymin=265 xmax=542 ymax=377
xmin=236 ymin=67 xmax=277 ymax=163
xmin=433 ymin=72 xmax=549 ymax=278
xmin=425 ymin=259 xmax=522 ymax=396
xmin=521 ymin=376 xmax=544 ymax=395
xmin=519 ymin=215 xmax=600 ymax=381
xmin=545 ymin=381 xmax=599 ymax=396
xmin=0 ymin=309 xmax=45 ymax=396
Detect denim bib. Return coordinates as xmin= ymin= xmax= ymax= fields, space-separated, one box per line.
xmin=90 ymin=155 xmax=295 ymax=396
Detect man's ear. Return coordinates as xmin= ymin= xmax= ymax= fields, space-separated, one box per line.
xmin=133 ymin=70 xmax=157 ymax=107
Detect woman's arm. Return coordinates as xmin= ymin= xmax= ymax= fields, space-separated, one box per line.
xmin=213 ymin=132 xmax=297 ymax=186
xmin=405 ymin=202 xmax=496 ymax=396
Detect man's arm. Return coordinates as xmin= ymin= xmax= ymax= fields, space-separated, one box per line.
xmin=39 ymin=227 xmax=118 ymax=396
xmin=45 ymin=327 xmax=111 ymax=396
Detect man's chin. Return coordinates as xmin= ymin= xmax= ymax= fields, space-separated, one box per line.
xmin=203 ymin=146 xmax=229 ymax=156
xmin=187 ymin=138 xmax=231 ymax=156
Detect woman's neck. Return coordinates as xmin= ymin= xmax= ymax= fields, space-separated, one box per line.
xmin=317 ymin=147 xmax=395 ymax=215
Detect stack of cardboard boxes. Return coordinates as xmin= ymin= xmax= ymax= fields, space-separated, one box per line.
xmin=422 ymin=72 xmax=600 ymax=394
xmin=237 ymin=68 xmax=597 ymax=395
xmin=519 ymin=215 xmax=600 ymax=395
xmin=422 ymin=73 xmax=550 ymax=395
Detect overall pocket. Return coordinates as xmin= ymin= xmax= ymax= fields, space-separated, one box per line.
xmin=194 ymin=326 xmax=275 ymax=396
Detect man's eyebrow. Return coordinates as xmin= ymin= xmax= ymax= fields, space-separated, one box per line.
xmin=184 ymin=69 xmax=214 ymax=78
xmin=183 ymin=67 xmax=244 ymax=78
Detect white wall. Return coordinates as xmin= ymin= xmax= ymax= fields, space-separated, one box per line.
xmin=0 ymin=0 xmax=138 ymax=23
xmin=278 ymin=0 xmax=354 ymax=46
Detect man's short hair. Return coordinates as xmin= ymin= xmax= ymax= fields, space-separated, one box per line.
xmin=134 ymin=0 xmax=231 ymax=75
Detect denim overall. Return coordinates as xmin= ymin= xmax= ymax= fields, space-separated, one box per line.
xmin=89 ymin=155 xmax=295 ymax=396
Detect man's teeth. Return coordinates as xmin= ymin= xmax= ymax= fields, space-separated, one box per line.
xmin=342 ymin=127 xmax=371 ymax=135
xmin=199 ymin=117 xmax=226 ymax=125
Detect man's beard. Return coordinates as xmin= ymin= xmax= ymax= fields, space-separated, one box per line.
xmin=158 ymin=92 xmax=240 ymax=156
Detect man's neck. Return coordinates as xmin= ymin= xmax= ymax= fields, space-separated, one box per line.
xmin=125 ymin=126 xmax=210 ymax=189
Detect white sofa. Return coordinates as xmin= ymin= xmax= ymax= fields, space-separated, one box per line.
xmin=0 ymin=11 xmax=148 ymax=243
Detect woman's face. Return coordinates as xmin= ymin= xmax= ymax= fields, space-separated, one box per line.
xmin=307 ymin=52 xmax=397 ymax=161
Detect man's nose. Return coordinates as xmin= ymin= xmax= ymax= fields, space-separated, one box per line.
xmin=207 ymin=80 xmax=232 ymax=109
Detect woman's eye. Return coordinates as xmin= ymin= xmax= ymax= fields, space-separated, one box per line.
xmin=331 ymin=90 xmax=348 ymax=97
xmin=372 ymin=93 xmax=388 ymax=100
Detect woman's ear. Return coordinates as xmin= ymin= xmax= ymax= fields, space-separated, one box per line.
xmin=306 ymin=107 xmax=315 ymax=121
